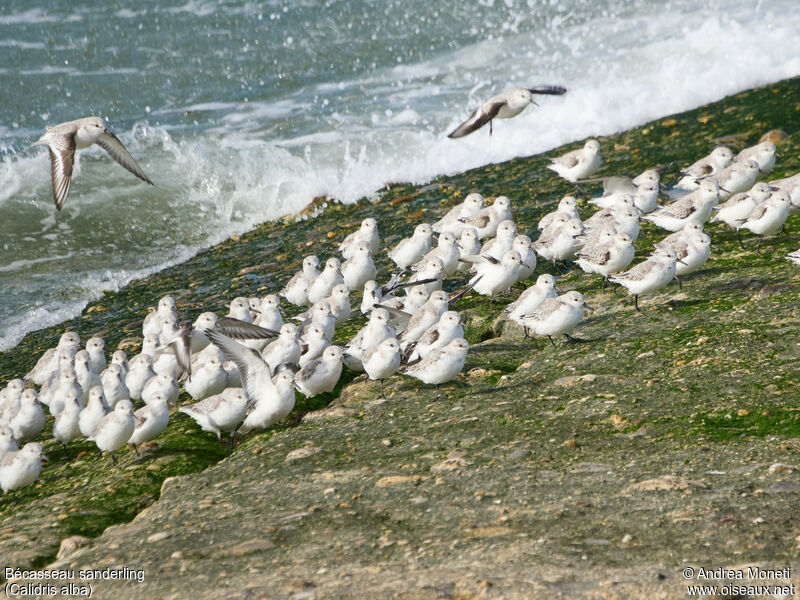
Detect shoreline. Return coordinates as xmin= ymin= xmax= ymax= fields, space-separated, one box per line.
xmin=1 ymin=77 xmax=800 ymax=597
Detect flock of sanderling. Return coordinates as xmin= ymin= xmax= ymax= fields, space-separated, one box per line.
xmin=2 ymin=92 xmax=799 ymax=495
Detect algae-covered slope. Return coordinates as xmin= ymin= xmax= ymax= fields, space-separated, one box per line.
xmin=1 ymin=78 xmax=800 ymax=597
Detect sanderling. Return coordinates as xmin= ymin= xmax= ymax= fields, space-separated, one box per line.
xmin=407 ymin=311 xmax=464 ymax=363
xmin=298 ymin=301 xmax=336 ymax=343
xmin=362 ymin=338 xmax=402 ymax=398
xmin=179 ymin=389 xmax=248 ymax=451
xmin=128 ymin=392 xmax=170 ymax=453
xmin=398 ymin=290 xmax=451 ymax=344
xmin=185 ymin=356 xmax=227 ymax=401
xmin=576 ymin=232 xmax=635 ymax=290
xmin=513 ymin=235 xmax=537 ymax=281
xmin=402 ymin=337 xmax=469 ymax=399
xmin=505 ymin=274 xmax=559 ymax=334
xmin=785 ymin=248 xmax=800 ymax=266
xmin=548 ymin=139 xmax=602 ymax=183
xmin=307 ymin=258 xmax=344 ymax=305
xmin=9 ymin=390 xmax=45 ymax=443
xmin=459 ymin=196 xmax=512 ymax=239
xmin=0 ymin=426 xmax=17 ymax=460
xmin=717 ymin=159 xmax=761 ymax=200
xmin=281 ymin=255 xmax=321 ymax=307
xmin=433 ymin=193 xmax=484 ymax=234
xmin=733 ymin=141 xmax=777 ymax=175
xmin=295 ymin=345 xmax=344 ymax=400
xmin=74 ymin=350 xmax=101 ymax=401
xmin=101 ymin=364 xmax=131 ymax=408
xmin=675 ymin=146 xmax=733 ymax=190
xmin=25 ymin=331 xmax=81 ymax=386
xmin=78 ymin=386 xmax=110 ymax=438
xmin=141 ymin=372 xmax=179 ymax=407
xmin=53 ymin=392 xmax=82 ymax=447
xmin=517 ymin=290 xmax=590 ymax=347
xmin=532 ymin=219 xmax=584 ymax=265
xmin=299 ymin=324 xmax=330 ymax=367
xmin=666 ymin=231 xmax=712 ymax=276
xmin=240 ymin=370 xmax=296 ymax=433
xmin=736 ymin=190 xmax=791 ymax=253
xmin=0 ymin=443 xmax=46 ymax=493
xmin=538 ymin=196 xmax=580 ymax=230
xmin=49 ymin=369 xmax=82 ymax=416
xmin=447 ymin=86 xmax=566 ymax=138
xmin=125 ymin=354 xmax=156 ymax=401
xmin=261 ymin=324 xmax=302 ymax=372
xmin=31 ymin=116 xmax=153 ymax=210
xmin=479 ymin=220 xmax=517 ymax=261
xmin=457 ymin=228 xmax=482 ymax=273
xmin=464 ymin=250 xmax=523 ymax=309
xmin=643 ymin=179 xmax=720 ymax=231
xmin=709 ymin=181 xmax=771 ymax=229
xmin=254 ymin=295 xmax=284 ymax=332
xmin=415 ymin=231 xmax=461 ymax=276
xmin=388 ymin=223 xmax=434 ymax=271
xmin=85 ymin=336 xmax=107 ymax=375
xmin=340 ymin=217 xmax=380 ymax=260
xmin=343 ymin=308 xmax=395 ymax=371
xmin=608 ymin=247 xmax=683 ymax=311
xmin=342 ymin=243 xmax=377 ymax=292
xmin=89 ymin=399 xmax=136 ymax=462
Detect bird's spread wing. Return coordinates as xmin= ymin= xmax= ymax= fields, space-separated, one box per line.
xmin=205 ymin=329 xmax=268 ymax=401
xmin=527 ymin=85 xmax=567 ymax=95
xmin=448 ymin=101 xmax=505 ymax=139
xmin=214 ymin=317 xmax=279 ymax=340
xmin=48 ymin=135 xmax=76 ymax=211
xmin=95 ymin=130 xmax=154 ymax=186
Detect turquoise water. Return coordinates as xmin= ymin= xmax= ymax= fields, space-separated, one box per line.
xmin=1 ymin=0 xmax=799 ymax=350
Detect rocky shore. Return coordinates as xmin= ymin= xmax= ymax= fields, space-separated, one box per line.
xmin=2 ymin=77 xmax=800 ymax=598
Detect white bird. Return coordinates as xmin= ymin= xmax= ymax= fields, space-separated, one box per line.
xmin=733 ymin=141 xmax=777 ymax=175
xmin=532 ymin=219 xmax=584 ymax=264
xmin=101 ymin=365 xmax=130 ymax=408
xmin=675 ymin=146 xmax=733 ymax=190
xmin=548 ymin=139 xmax=602 ymax=182
xmin=31 ymin=116 xmax=153 ymax=210
xmin=643 ymin=179 xmax=720 ymax=231
xmin=717 ymin=159 xmax=761 ymax=200
xmin=402 ymin=337 xmax=469 ymax=399
xmin=49 ymin=369 xmax=83 ymax=417
xmin=709 ymin=182 xmax=772 ymax=229
xmin=340 ymin=218 xmax=380 ymax=259
xmin=341 ymin=243 xmax=376 ymax=292
xmin=479 ymin=220 xmax=517 ymax=261
xmin=298 ymin=301 xmax=336 ymax=343
xmin=141 ymin=373 xmax=179 ymax=407
xmin=295 ymin=345 xmax=344 ymax=400
xmin=736 ymin=190 xmax=791 ymax=253
xmin=661 ymin=231 xmax=712 ymax=276
xmin=185 ymin=356 xmax=228 ymax=401
xmin=362 ymin=338 xmax=402 ymax=398
xmin=456 ymin=228 xmax=482 ymax=273
xmin=110 ymin=350 xmax=129 ymax=377
xmin=608 ymin=247 xmax=683 ymax=311
xmin=78 ymin=386 xmax=110 ymax=438
xmin=785 ymin=248 xmax=800 ymax=266
xmin=142 ymin=295 xmax=177 ymax=339
xmin=388 ymin=223 xmax=434 ymax=271
xmin=406 ymin=256 xmax=445 ymax=295
xmin=512 ymin=235 xmax=537 ymax=282
xmin=53 ymin=392 xmax=82 ymax=447
xmin=434 ymin=193 xmax=484 ymax=235
xmin=9 ymin=390 xmax=45 ymax=443
xmin=179 ymin=389 xmax=248 ymax=450
xmin=517 ymin=291 xmax=590 ymax=347
xmin=84 ymin=336 xmax=107 ymax=375
xmin=25 ymin=331 xmax=81 ymax=386
xmin=240 ymin=371 xmax=296 ymax=434
xmin=576 ymin=232 xmax=635 ymax=289
xmin=74 ymin=349 xmax=102 ymax=400
xmin=299 ymin=324 xmax=330 ymax=368
xmin=447 ymin=86 xmax=566 ymax=138
xmin=261 ymin=324 xmax=302 ymax=372
xmin=254 ymin=295 xmax=284 ymax=332
xmin=188 ymin=312 xmax=219 ymax=353
xmin=307 ymin=257 xmax=344 ymax=305
xmin=0 ymin=442 xmax=46 ymax=493
xmin=416 ymin=231 xmax=461 ymax=275
xmin=343 ymin=308 xmax=396 ymax=372
xmin=407 ymin=311 xmax=464 ymax=363
xmin=280 ymin=255 xmax=321 ymax=307
xmin=458 ymin=196 xmax=512 ymax=239
xmin=464 ymin=250 xmax=523 ymax=308
xmin=125 ymin=354 xmax=156 ymax=401
xmin=505 ymin=274 xmax=559 ymax=333
xmin=128 ymin=392 xmax=171 ymax=452
xmin=0 ymin=426 xmax=18 ymax=460
xmin=397 ymin=291 xmax=450 ymax=344
xmin=538 ymin=196 xmax=580 ymax=230
xmin=89 ymin=400 xmax=136 ymax=462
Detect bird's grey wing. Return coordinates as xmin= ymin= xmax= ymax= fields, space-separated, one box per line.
xmin=448 ymin=101 xmax=505 ymax=139
xmin=521 ymin=298 xmax=563 ymax=321
xmin=166 ymin=325 xmax=192 ymax=381
xmin=419 ymin=327 xmax=440 ymax=347
xmin=740 ymin=203 xmax=768 ymax=223
xmin=205 ymin=329 xmax=269 ymax=396
xmin=296 ymin=359 xmax=322 ymax=386
xmin=527 ymin=85 xmax=567 ymax=95
xmin=553 ymin=149 xmax=581 ymax=168
xmin=95 ymin=130 xmax=154 ymax=185
xmin=48 ymin=135 xmax=76 ymax=211
xmin=661 ymin=199 xmax=695 ymax=219
xmin=577 ymin=245 xmax=611 ymax=265
xmin=215 ymin=317 xmax=279 ymax=340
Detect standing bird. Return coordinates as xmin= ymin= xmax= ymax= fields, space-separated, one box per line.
xmin=517 ymin=291 xmax=591 ymax=347
xmin=402 ymin=338 xmax=470 ymax=400
xmin=447 ymin=86 xmax=567 ymax=138
xmin=547 ymin=139 xmax=603 ymax=183
xmin=608 ymin=247 xmax=683 ymax=311
xmin=32 ymin=116 xmax=153 ymax=210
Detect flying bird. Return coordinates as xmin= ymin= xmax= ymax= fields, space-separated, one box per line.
xmin=32 ymin=116 xmax=154 ymax=210
xmin=448 ymin=86 xmax=567 ymax=139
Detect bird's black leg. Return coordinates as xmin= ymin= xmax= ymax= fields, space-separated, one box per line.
xmin=379 ymin=379 xmax=386 ymax=400
xmin=756 ymin=235 xmax=764 ymax=255
xmin=634 ymin=294 xmax=641 ymax=312
xmin=489 ymin=120 xmax=493 ymax=136
xmin=602 ymin=276 xmax=607 ymax=292
xmin=132 ymin=444 xmax=140 ymax=457
xmin=737 ymin=229 xmax=745 ymax=250
xmin=547 ymin=335 xmax=557 ymax=348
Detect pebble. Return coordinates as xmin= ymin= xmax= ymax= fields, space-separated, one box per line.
xmin=286 ymin=446 xmax=323 ymax=461
xmin=375 ymin=475 xmax=421 ymax=487
xmin=147 ymin=531 xmax=170 ymax=543
xmin=57 ymin=535 xmax=91 ymax=560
